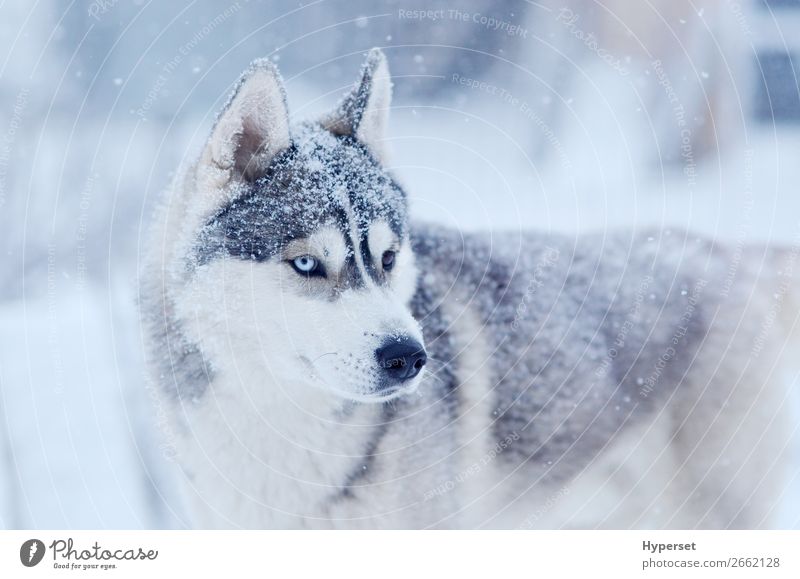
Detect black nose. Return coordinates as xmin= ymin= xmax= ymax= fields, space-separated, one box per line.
xmin=375 ymin=337 xmax=427 ymax=384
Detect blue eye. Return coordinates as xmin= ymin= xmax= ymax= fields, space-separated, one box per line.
xmin=290 ymin=255 xmax=323 ymax=276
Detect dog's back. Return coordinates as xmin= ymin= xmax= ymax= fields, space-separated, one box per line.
xmin=407 ymin=224 xmax=795 ymax=528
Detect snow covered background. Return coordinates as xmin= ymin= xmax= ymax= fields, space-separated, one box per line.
xmin=2 ymin=0 xmax=800 ymax=528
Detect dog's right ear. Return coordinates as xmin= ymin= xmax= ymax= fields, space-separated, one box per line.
xmin=200 ymin=59 xmax=291 ymax=185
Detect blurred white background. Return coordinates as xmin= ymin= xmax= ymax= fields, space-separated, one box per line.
xmin=1 ymin=0 xmax=800 ymax=528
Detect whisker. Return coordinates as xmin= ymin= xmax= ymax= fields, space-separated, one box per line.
xmin=310 ymin=351 xmax=338 ymax=364
xmin=421 ymin=357 xmax=451 ymax=372
xmin=422 ymin=371 xmax=448 ymax=386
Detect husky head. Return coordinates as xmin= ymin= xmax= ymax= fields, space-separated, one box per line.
xmin=176 ymin=49 xmax=425 ymax=403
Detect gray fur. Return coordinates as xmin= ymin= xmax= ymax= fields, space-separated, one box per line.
xmin=195 ymin=124 xmax=407 ymax=276
xmin=414 ymin=226 xmax=718 ymax=482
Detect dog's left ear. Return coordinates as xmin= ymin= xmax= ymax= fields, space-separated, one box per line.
xmin=188 ymin=59 xmax=291 ymax=230
xmin=321 ymin=48 xmax=392 ymax=161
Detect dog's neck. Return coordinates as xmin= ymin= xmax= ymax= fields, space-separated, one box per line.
xmin=177 ymin=361 xmax=386 ymax=526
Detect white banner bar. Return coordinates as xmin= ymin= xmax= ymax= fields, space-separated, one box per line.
xmin=1 ymin=531 xmax=798 ymax=578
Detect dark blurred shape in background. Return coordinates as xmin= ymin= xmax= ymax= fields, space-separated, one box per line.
xmin=754 ymin=0 xmax=800 ymax=121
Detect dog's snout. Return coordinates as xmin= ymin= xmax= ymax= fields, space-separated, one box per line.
xmin=375 ymin=337 xmax=427 ymax=384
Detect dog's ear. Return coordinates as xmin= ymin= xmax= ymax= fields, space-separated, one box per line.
xmin=202 ymin=59 xmax=291 ymax=183
xmin=321 ymin=48 xmax=392 ymax=161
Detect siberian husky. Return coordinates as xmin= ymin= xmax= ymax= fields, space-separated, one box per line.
xmin=140 ymin=49 xmax=797 ymax=529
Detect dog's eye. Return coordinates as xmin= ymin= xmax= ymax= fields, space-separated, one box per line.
xmin=290 ymin=255 xmax=323 ymax=277
xmin=381 ymin=250 xmax=396 ymax=272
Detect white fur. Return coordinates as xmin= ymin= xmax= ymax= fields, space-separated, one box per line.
xmin=169 ymin=253 xmax=424 ymax=527
xmin=367 ymin=220 xmax=395 ymax=257
xmin=438 ymin=298 xmax=499 ymax=526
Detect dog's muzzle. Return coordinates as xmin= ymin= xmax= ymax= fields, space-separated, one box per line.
xmin=375 ymin=336 xmax=427 ymax=388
